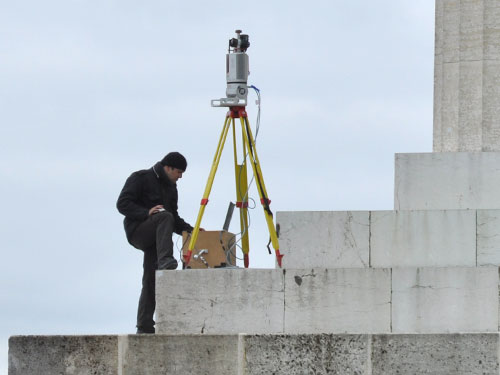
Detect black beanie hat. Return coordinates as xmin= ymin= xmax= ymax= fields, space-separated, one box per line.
xmin=161 ymin=152 xmax=187 ymax=171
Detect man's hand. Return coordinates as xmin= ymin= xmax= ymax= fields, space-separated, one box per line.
xmin=149 ymin=205 xmax=164 ymax=215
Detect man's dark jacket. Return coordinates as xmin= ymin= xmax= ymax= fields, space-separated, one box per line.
xmin=116 ymin=162 xmax=193 ymax=244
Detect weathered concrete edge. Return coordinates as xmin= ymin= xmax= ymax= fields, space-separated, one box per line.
xmin=9 ymin=333 xmax=500 ymax=375
xmin=156 ymin=266 xmax=499 ymax=335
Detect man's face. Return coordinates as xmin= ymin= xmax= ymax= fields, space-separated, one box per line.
xmin=164 ymin=166 xmax=184 ymax=183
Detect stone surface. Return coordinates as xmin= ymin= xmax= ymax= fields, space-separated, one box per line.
xmin=121 ymin=335 xmax=239 ymax=375
xmin=283 ymin=268 xmax=391 ymax=334
xmin=434 ymin=0 xmax=500 ymax=151
xmin=11 ymin=334 xmax=500 ymax=374
xmin=277 ymin=211 xmax=369 ymax=269
xmin=477 ymin=210 xmax=500 ymax=266
xmin=392 ymin=267 xmax=499 ymax=333
xmin=8 ymin=335 xmax=118 ymax=375
xmin=155 ymin=269 xmax=284 ymax=335
xmin=394 ymin=152 xmax=500 ymax=210
xmin=371 ymin=210 xmax=476 ymax=267
xmin=372 ymin=334 xmax=499 ymax=375
xmin=243 ymin=334 xmax=369 ymax=375
xmin=156 ymin=267 xmax=500 ymax=335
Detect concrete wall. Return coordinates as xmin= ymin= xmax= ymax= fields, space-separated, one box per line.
xmin=394 ymin=152 xmax=500 ymax=210
xmin=434 ymin=0 xmax=500 ymax=152
xmin=278 ymin=208 xmax=500 ymax=269
xmin=9 ymin=333 xmax=500 ymax=375
xmin=156 ymin=267 xmax=499 ymax=335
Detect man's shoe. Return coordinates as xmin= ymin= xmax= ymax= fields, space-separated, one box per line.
xmin=136 ymin=327 xmax=155 ymax=334
xmin=159 ymin=257 xmax=178 ymax=270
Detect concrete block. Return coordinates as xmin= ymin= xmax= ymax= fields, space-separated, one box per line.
xmin=8 ymin=335 xmax=118 ymax=375
xmin=277 ymin=211 xmax=369 ymax=269
xmin=477 ymin=210 xmax=500 ymax=266
xmin=371 ymin=210 xmax=476 ymax=267
xmin=394 ymin=152 xmax=500 ymax=210
xmin=243 ymin=334 xmax=369 ymax=375
xmin=392 ymin=267 xmax=499 ymax=333
xmin=155 ymin=269 xmax=284 ymax=335
xmin=284 ymin=268 xmax=391 ymax=334
xmin=372 ymin=333 xmax=499 ymax=375
xmin=121 ymin=335 xmax=239 ymax=375
xmin=434 ymin=0 xmax=500 ymax=151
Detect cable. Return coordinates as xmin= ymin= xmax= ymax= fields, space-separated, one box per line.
xmin=176 ymin=233 xmax=189 ymax=263
xmin=249 ymin=85 xmax=261 ymax=141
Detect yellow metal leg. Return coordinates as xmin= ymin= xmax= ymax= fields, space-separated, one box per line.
xmin=184 ymin=116 xmax=232 ymax=266
xmin=239 ymin=116 xmax=283 ymax=267
xmin=232 ymin=118 xmax=250 ymax=267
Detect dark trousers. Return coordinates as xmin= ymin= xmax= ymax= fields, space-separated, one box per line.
xmin=129 ymin=211 xmax=175 ymax=330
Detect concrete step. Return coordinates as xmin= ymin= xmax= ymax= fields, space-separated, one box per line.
xmin=9 ymin=333 xmax=500 ymax=374
xmin=155 ymin=267 xmax=499 ymax=335
xmin=395 ymin=152 xmax=500 ymax=210
xmin=276 ymin=209 xmax=500 ymax=269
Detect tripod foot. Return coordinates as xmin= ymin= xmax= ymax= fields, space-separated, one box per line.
xmin=276 ymin=250 xmax=284 ymax=268
xmin=183 ymin=251 xmax=192 ymax=266
xmin=244 ymin=253 xmax=249 ymax=268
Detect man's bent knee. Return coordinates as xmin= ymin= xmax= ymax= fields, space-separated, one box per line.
xmin=153 ymin=210 xmax=174 ymax=223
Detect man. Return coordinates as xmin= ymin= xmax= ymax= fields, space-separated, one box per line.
xmin=117 ymin=152 xmax=193 ymax=334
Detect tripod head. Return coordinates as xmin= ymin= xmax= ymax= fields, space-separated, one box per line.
xmin=212 ymin=30 xmax=250 ymax=107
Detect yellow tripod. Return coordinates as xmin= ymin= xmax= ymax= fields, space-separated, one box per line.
xmin=183 ymin=106 xmax=283 ymax=268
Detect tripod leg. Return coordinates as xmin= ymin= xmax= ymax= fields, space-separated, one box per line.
xmin=239 ymin=116 xmax=283 ymax=267
xmin=232 ymin=118 xmax=250 ymax=267
xmin=184 ymin=116 xmax=232 ymax=266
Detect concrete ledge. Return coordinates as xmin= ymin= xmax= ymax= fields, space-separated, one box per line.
xmin=155 ymin=269 xmax=284 ymax=335
xmin=156 ymin=267 xmax=499 ymax=335
xmin=394 ymin=152 xmax=500 ymax=210
xmin=9 ymin=334 xmax=500 ymax=374
xmin=277 ymin=209 xmax=500 ymax=269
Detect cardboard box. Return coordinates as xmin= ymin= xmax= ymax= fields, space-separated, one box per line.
xmin=182 ymin=231 xmax=236 ymax=269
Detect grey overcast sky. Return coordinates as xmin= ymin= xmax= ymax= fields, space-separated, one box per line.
xmin=0 ymin=1 xmax=434 ymax=372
